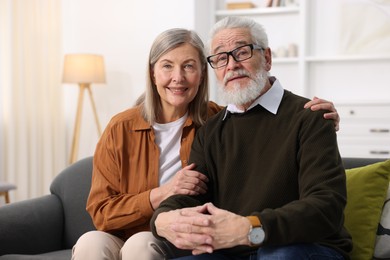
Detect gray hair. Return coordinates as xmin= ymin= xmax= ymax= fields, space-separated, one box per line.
xmin=139 ymin=28 xmax=209 ymax=126
xmin=206 ymin=16 xmax=269 ymax=55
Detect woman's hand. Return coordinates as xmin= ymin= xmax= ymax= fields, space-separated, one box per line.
xmin=304 ymin=96 xmax=340 ymax=131
xmin=150 ymin=163 xmax=208 ymax=209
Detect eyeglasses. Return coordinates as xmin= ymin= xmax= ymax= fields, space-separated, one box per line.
xmin=207 ymin=44 xmax=264 ymax=69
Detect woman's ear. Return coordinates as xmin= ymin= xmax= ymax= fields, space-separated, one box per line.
xmin=150 ymin=68 xmax=156 ymax=84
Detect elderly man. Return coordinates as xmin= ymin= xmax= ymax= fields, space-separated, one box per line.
xmin=150 ymin=16 xmax=352 ymax=260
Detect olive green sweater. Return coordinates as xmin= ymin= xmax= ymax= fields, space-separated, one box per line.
xmin=151 ymin=90 xmax=352 ymax=258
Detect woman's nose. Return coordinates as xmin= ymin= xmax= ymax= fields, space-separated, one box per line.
xmin=172 ymin=68 xmax=184 ymax=83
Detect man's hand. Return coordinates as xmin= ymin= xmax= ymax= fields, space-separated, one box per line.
xmin=304 ymin=96 xmax=340 ymax=131
xmin=155 ymin=205 xmax=214 ymax=253
xmin=186 ymin=203 xmax=250 ymax=255
xmin=155 ymin=203 xmax=251 ymax=255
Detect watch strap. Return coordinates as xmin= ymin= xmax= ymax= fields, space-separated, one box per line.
xmin=247 ymin=216 xmax=261 ymax=227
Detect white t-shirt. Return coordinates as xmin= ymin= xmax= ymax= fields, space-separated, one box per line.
xmin=153 ymin=113 xmax=188 ymax=185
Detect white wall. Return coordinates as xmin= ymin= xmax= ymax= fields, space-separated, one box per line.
xmin=61 ymin=0 xmax=214 ymax=161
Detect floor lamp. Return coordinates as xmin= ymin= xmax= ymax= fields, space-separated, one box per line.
xmin=62 ymin=54 xmax=106 ymax=164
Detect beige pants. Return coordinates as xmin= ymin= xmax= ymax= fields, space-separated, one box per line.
xmin=72 ymin=231 xmax=170 ymax=260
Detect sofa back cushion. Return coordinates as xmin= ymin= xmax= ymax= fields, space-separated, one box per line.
xmin=342 ymin=157 xmax=386 ymax=169
xmin=343 ymin=159 xmax=390 ymax=260
xmin=50 ymin=156 xmax=96 ymax=249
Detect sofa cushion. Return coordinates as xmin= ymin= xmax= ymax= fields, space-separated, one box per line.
xmin=0 ymin=195 xmax=63 ymax=255
xmin=0 ymin=249 xmax=71 ymax=260
xmin=344 ymin=160 xmax=390 ymax=260
xmin=373 ymin=184 xmax=390 ymax=259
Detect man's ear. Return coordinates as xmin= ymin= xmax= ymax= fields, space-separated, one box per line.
xmin=264 ymin=48 xmax=272 ymax=71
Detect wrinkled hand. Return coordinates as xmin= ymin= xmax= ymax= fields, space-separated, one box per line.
xmin=162 ymin=163 xmax=209 ymax=197
xmin=185 ymin=203 xmax=250 ymax=255
xmin=155 ymin=203 xmax=250 ymax=255
xmin=155 ymin=205 xmax=214 ymax=254
xmin=304 ymin=96 xmax=340 ymax=131
xmin=150 ymin=164 xmax=209 ymax=209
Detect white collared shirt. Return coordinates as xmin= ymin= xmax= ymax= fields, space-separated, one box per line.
xmin=222 ymin=78 xmax=284 ymax=120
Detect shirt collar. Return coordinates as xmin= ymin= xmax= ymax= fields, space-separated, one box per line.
xmin=222 ymin=78 xmax=284 ymax=120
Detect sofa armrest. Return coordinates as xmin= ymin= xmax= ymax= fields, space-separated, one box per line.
xmin=0 ymin=194 xmax=64 ymax=255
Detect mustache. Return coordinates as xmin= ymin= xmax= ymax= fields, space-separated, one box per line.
xmin=223 ymin=69 xmax=251 ymax=85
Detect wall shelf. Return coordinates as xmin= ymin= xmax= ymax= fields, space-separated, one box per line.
xmin=210 ymin=0 xmax=390 ymax=158
xmin=306 ymin=55 xmax=390 ymax=62
xmin=272 ymin=57 xmax=299 ymax=64
xmin=215 ymin=6 xmax=300 ymax=16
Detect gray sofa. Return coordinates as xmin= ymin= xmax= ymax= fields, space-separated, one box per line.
xmin=0 ymin=157 xmax=95 ymax=260
xmin=0 ymin=156 xmax=385 ymax=259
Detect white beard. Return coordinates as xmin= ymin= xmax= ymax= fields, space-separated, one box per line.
xmin=218 ymin=68 xmax=268 ymax=106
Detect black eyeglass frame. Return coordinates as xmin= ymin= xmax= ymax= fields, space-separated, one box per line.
xmin=206 ymin=44 xmax=264 ymax=69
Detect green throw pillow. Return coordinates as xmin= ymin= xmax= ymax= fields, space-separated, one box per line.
xmin=344 ymin=160 xmax=390 ymax=260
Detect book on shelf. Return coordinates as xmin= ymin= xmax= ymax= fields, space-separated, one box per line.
xmin=226 ymin=2 xmax=256 ymax=9
xmin=273 ymin=0 xmax=281 ymax=7
xmin=264 ymin=0 xmax=273 ymax=7
xmin=264 ymin=0 xmax=289 ymax=7
xmin=224 ymin=0 xmax=294 ymax=10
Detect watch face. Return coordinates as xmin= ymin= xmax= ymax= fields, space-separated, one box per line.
xmin=250 ymin=227 xmax=265 ymax=245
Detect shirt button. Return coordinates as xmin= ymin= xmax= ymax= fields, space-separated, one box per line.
xmin=183 ymin=160 xmax=187 ymax=164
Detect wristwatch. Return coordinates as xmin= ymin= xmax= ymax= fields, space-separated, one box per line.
xmin=247 ymin=216 xmax=265 ymax=246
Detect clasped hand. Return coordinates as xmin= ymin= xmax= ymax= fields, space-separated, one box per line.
xmin=155 ymin=202 xmax=250 ymax=255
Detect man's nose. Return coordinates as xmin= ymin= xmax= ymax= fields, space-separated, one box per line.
xmin=226 ymin=53 xmax=240 ymax=70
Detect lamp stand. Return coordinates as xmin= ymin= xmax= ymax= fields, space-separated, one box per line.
xmin=69 ymin=83 xmax=102 ymax=164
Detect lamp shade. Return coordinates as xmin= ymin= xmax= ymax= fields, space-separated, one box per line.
xmin=62 ymin=54 xmax=106 ymax=84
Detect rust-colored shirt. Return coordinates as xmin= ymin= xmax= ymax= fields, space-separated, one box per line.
xmin=86 ymin=102 xmax=221 ymax=240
